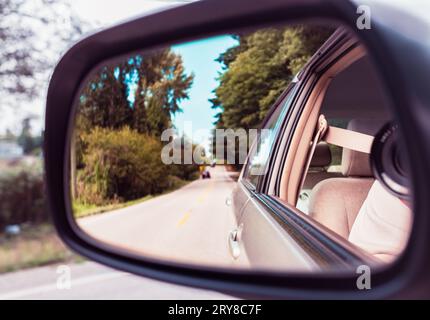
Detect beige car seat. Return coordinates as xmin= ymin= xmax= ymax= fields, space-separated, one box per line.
xmin=308 ymin=119 xmax=384 ymax=238
xmin=348 ymin=180 xmax=412 ymax=262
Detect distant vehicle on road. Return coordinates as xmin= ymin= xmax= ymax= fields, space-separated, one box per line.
xmin=201 ymin=169 xmax=211 ymax=179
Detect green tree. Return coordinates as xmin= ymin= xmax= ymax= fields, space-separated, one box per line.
xmin=78 ymin=49 xmax=193 ymax=137
xmin=212 ymin=26 xmax=332 ymax=131
xmin=133 ymin=50 xmax=194 ymax=136
xmin=79 ymin=63 xmax=133 ymax=131
xmin=210 ymin=25 xmax=332 ymax=166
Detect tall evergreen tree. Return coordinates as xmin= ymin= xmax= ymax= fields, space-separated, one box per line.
xmin=79 ymin=63 xmax=132 ymax=131
xmin=212 ymin=26 xmax=332 ymax=131
xmin=133 ymin=50 xmax=194 ymax=136
xmin=78 ymin=49 xmax=193 ymax=137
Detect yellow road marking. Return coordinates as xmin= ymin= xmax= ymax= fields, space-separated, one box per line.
xmin=177 ymin=211 xmax=191 ymax=227
xmin=177 ymin=178 xmax=216 ymax=226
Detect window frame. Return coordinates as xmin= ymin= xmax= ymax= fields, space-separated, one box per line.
xmin=241 ymin=83 xmax=298 ymax=191
xmin=269 ymin=32 xmax=358 ymax=199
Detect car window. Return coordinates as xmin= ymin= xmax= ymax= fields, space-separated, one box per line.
xmin=242 ymin=85 xmax=297 ymax=188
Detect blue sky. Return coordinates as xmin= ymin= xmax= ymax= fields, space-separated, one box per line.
xmin=171 ymin=35 xmax=238 ymax=143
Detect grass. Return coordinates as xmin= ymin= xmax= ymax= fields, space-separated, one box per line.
xmin=73 ymin=195 xmax=154 ymax=218
xmin=0 ymin=224 xmax=82 ymax=274
xmin=73 ymin=176 xmax=193 ymax=219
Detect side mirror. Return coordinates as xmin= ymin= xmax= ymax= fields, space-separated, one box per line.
xmin=45 ymin=0 xmax=430 ymax=299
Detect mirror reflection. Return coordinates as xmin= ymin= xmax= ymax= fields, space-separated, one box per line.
xmin=69 ymin=23 xmax=413 ymax=272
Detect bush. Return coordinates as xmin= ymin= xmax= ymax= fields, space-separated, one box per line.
xmin=77 ymin=127 xmax=170 ymax=205
xmin=0 ymin=162 xmax=47 ymax=230
xmin=169 ymin=163 xmax=200 ymax=181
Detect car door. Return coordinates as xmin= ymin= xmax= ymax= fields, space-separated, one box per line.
xmin=232 ymin=83 xmax=322 ymax=271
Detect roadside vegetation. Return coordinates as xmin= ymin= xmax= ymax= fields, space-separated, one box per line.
xmin=72 ymin=49 xmax=200 ymax=215
xmin=0 ymin=223 xmax=81 ymax=273
xmin=0 ymin=159 xmax=45 ymax=229
xmin=0 ymin=159 xmax=79 ymax=274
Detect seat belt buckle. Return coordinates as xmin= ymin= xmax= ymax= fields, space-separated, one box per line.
xmin=316 ymin=114 xmax=328 ymax=142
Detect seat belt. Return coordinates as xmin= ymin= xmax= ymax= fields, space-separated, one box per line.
xmin=310 ymin=114 xmax=375 ymax=155
xmin=298 ymin=114 xmax=375 ymax=197
xmin=298 ymin=115 xmax=329 ymax=192
xmin=323 ymin=123 xmax=374 ymax=154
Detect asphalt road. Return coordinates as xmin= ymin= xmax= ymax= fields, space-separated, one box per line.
xmin=0 ymin=261 xmax=235 ymax=299
xmin=78 ymin=165 xmax=249 ymax=268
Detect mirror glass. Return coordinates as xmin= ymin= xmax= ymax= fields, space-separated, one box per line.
xmin=68 ymin=21 xmax=413 ymax=273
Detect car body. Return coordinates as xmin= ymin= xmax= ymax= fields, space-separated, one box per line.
xmin=44 ymin=0 xmax=430 ymax=299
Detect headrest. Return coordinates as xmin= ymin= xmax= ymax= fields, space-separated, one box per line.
xmin=341 ymin=119 xmax=385 ymax=177
xmin=310 ymin=142 xmax=331 ymax=167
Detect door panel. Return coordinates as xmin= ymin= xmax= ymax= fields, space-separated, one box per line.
xmin=238 ymin=196 xmax=317 ymax=271
xmin=231 ymin=180 xmax=252 ymax=223
xmin=228 ymin=181 xmax=252 ymax=262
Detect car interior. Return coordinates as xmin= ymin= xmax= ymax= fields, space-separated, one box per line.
xmin=278 ymin=48 xmax=412 ymax=263
xmin=299 ymin=56 xmax=391 ymax=215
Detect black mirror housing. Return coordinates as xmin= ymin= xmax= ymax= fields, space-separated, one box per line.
xmin=44 ymin=0 xmax=430 ymax=299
